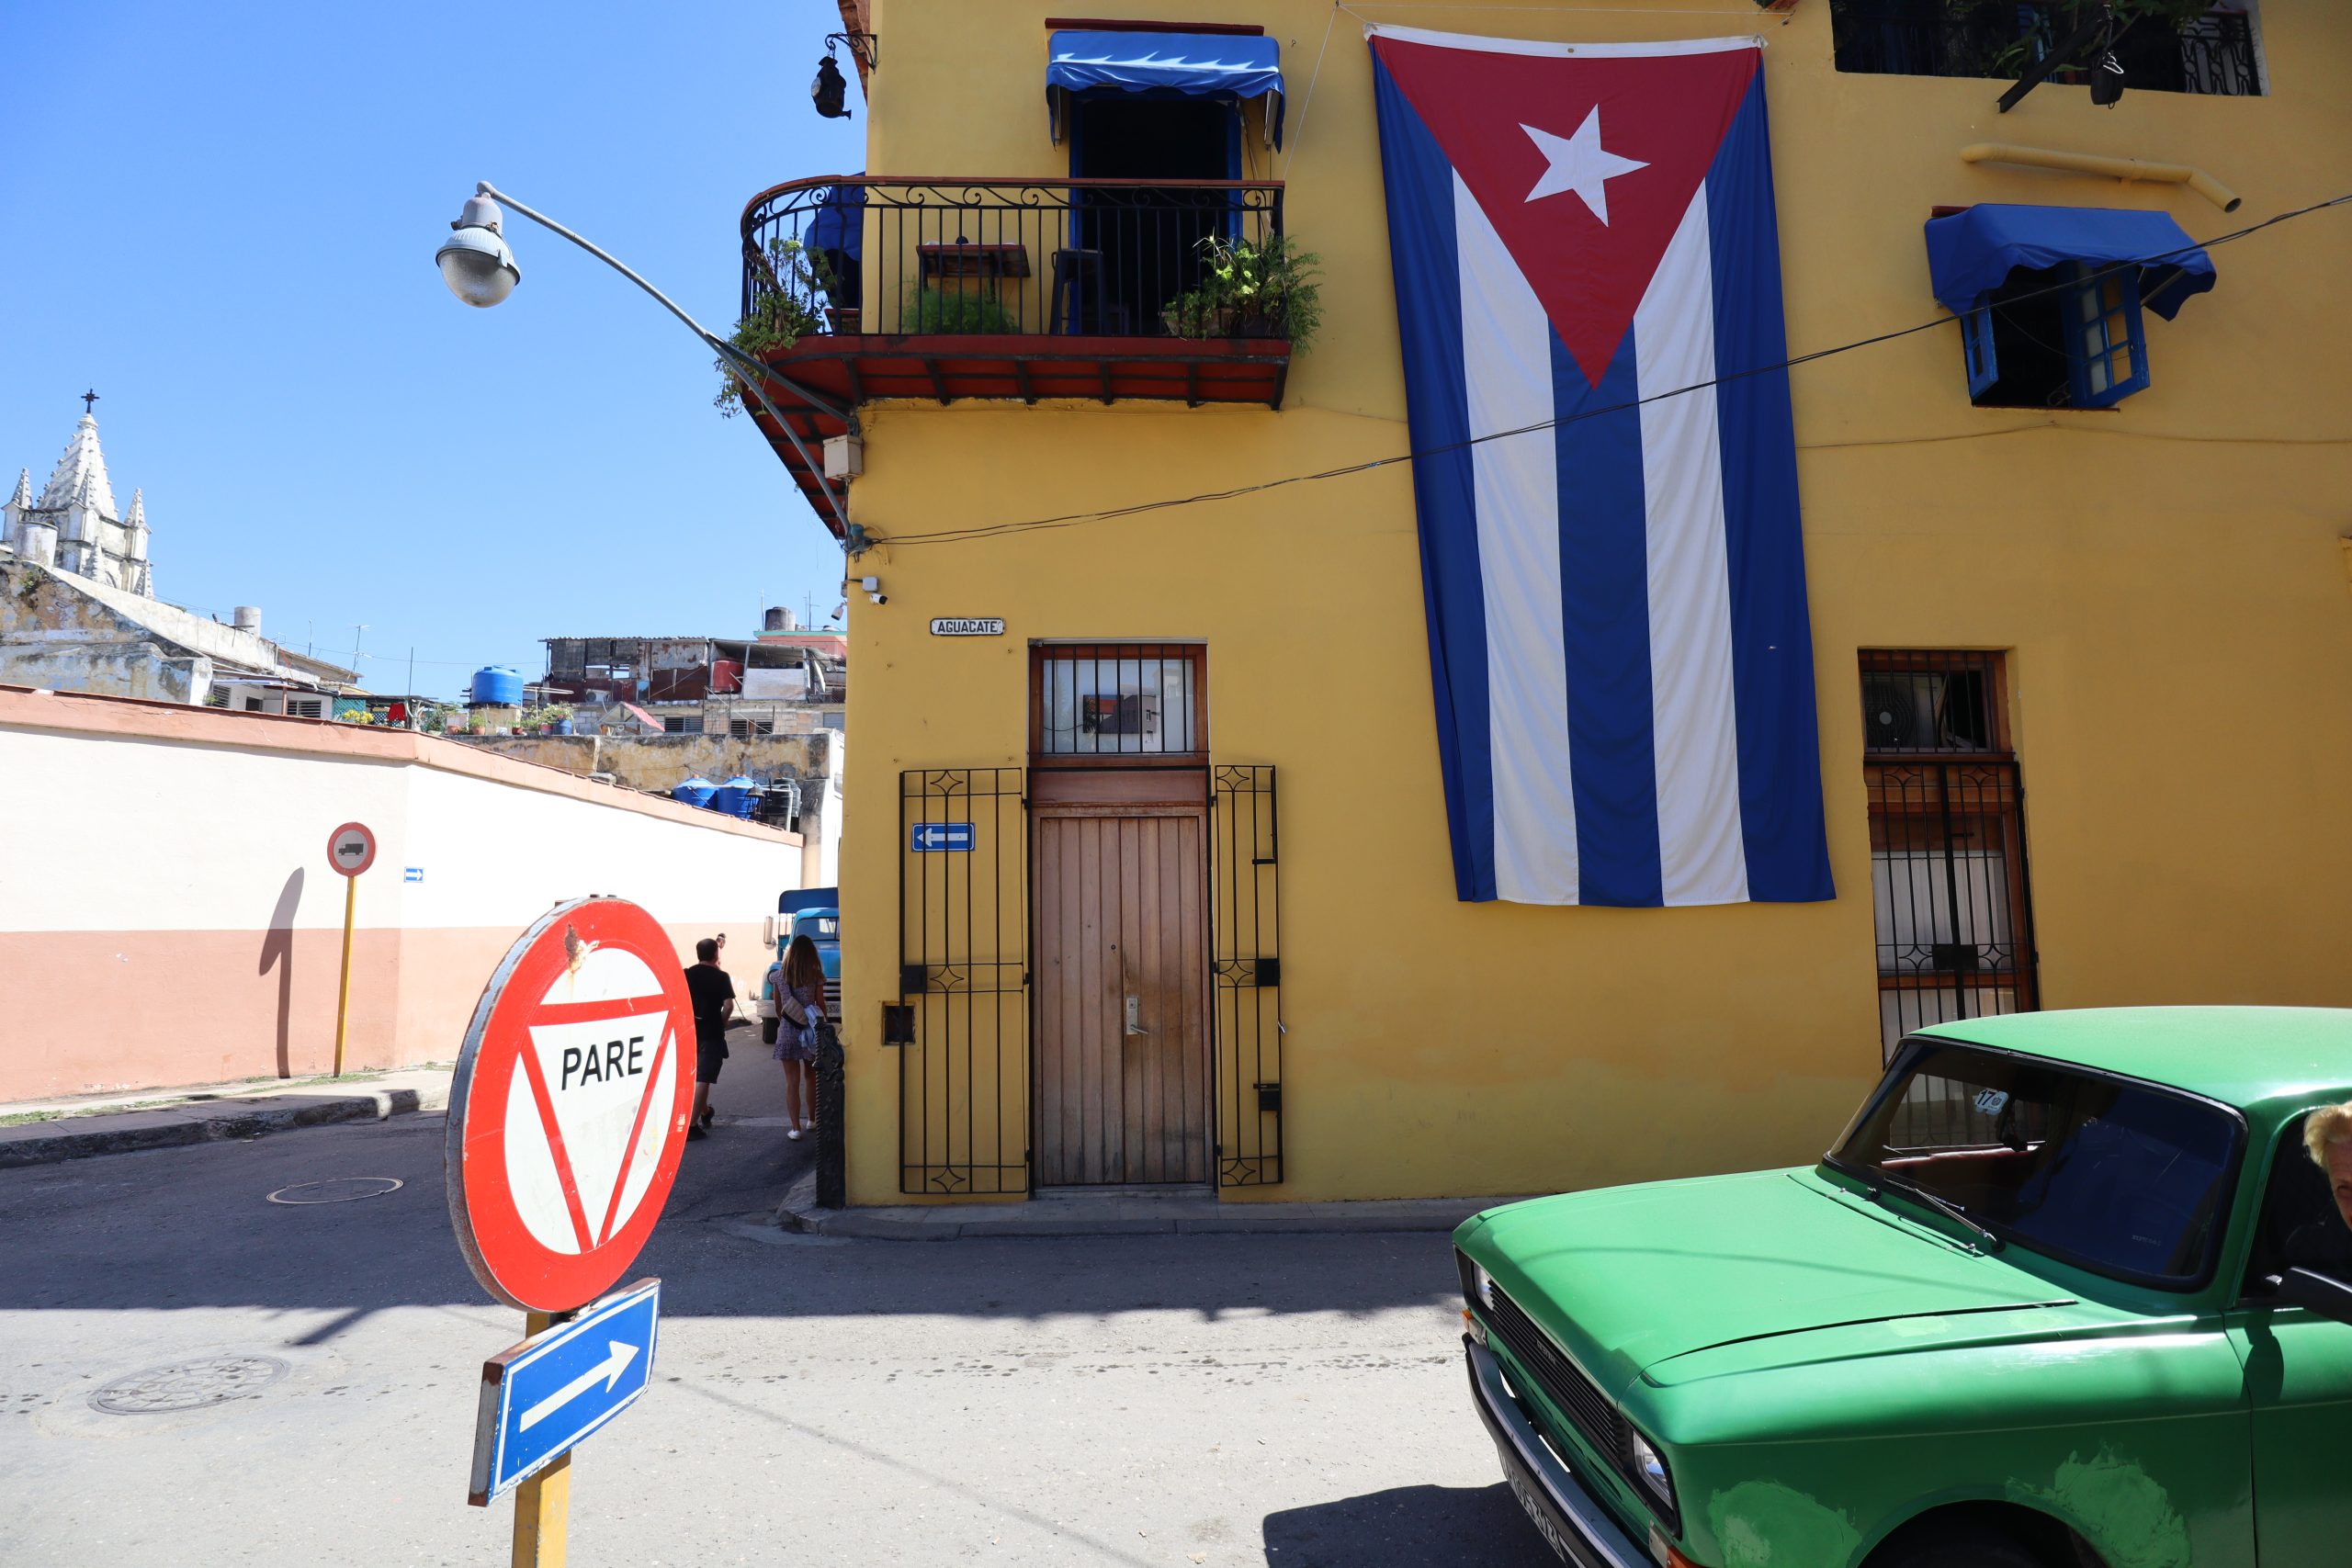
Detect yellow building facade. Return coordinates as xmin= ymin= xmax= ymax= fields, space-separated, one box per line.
xmin=744 ymin=1 xmax=2352 ymax=1206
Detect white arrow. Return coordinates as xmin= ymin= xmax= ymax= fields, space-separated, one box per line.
xmin=518 ymin=1340 xmax=639 ymax=1433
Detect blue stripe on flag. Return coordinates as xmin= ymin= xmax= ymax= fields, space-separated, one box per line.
xmin=1374 ymin=54 xmax=1497 ymax=900
xmin=1553 ymin=328 xmax=1663 ymax=908
xmin=1704 ymin=74 xmax=1834 ymax=902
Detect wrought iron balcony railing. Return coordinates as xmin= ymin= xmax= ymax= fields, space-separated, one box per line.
xmin=1830 ymin=1 xmax=2261 ymax=96
xmin=739 ymin=175 xmax=1286 ymax=345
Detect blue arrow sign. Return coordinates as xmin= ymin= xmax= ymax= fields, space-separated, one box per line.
xmin=910 ymin=821 xmax=976 ymax=852
xmin=469 ymin=1279 xmax=662 ymax=1505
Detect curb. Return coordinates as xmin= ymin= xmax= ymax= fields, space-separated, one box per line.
xmin=0 ymin=1080 xmax=449 ymax=1169
xmin=771 ymin=1169 xmax=1519 ymax=1240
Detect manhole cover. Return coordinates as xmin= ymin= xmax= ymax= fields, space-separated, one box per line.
xmin=89 ymin=1355 xmax=289 ymax=1415
xmin=266 ymin=1177 xmax=403 ymax=1205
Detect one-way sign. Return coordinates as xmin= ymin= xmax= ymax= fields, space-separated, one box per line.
xmin=910 ymin=822 xmax=976 ymax=852
xmin=469 ymin=1278 xmax=662 ymax=1505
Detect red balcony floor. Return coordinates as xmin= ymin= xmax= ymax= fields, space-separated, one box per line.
xmin=744 ymin=333 xmax=1292 ymax=536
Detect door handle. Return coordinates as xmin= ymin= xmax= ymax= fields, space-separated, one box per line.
xmin=1125 ymin=994 xmax=1148 ymax=1036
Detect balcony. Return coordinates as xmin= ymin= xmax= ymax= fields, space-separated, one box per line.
xmin=1831 ymin=2 xmax=2263 ymax=96
xmin=733 ymin=175 xmax=1293 ymax=532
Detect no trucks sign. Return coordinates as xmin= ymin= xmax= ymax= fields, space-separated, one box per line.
xmin=445 ymin=897 xmax=695 ymax=1314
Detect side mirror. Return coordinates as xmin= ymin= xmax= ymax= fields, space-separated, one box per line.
xmin=2265 ymin=1268 xmax=2352 ymax=1326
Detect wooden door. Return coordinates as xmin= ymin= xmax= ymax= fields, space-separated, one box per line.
xmin=1035 ymin=808 xmax=1210 ymax=1185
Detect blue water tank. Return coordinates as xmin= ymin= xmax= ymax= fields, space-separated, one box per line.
xmin=672 ymin=775 xmax=718 ymax=808
xmin=709 ymin=773 xmax=758 ymax=818
xmin=552 ymin=718 xmax=574 ymax=735
xmin=469 ymin=665 xmax=524 ymax=706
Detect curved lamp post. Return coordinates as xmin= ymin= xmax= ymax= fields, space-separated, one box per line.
xmin=436 ymin=182 xmax=854 ymax=542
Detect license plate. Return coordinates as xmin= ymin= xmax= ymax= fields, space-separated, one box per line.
xmin=1499 ymin=1445 xmax=1575 ymax=1562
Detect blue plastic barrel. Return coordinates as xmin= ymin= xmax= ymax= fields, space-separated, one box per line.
xmin=469 ymin=665 xmax=524 ymax=706
xmin=672 ymin=775 xmax=718 ymax=808
xmin=709 ymin=773 xmax=758 ymax=817
xmin=552 ymin=717 xmax=574 ymax=735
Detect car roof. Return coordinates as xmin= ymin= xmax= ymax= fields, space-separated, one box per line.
xmin=1917 ymin=1007 xmax=2352 ymax=1115
xmin=791 ymin=908 xmax=840 ymax=922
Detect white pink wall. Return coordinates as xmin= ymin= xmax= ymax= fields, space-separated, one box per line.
xmin=0 ymin=686 xmax=804 ymax=1100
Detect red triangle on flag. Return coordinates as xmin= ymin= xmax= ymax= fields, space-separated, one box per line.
xmin=1372 ymin=34 xmax=1760 ymax=387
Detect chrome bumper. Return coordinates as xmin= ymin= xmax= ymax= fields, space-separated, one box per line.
xmin=1464 ymin=1338 xmax=1649 ymax=1568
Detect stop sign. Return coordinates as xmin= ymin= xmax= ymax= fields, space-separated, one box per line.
xmin=444 ymin=897 xmax=697 ymax=1313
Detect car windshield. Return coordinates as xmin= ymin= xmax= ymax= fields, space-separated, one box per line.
xmin=1827 ymin=1040 xmax=2242 ymax=1288
xmin=795 ymin=916 xmax=839 ymax=941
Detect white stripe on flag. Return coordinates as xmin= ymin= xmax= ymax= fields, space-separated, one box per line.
xmin=1634 ymin=195 xmax=1749 ymax=906
xmin=1453 ymin=173 xmax=1578 ymax=905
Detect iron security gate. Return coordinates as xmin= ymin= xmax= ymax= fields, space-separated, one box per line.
xmin=1866 ymin=758 xmax=2039 ymax=1061
xmin=1210 ymin=765 xmax=1283 ymax=1187
xmin=899 ymin=769 xmax=1029 ymax=1195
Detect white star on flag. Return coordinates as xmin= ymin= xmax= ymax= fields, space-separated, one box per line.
xmin=1521 ymin=108 xmax=1649 ymax=224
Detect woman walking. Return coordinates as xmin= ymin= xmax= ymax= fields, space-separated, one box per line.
xmin=772 ymin=932 xmax=827 ymax=1141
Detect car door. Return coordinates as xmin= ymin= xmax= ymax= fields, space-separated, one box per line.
xmin=2224 ymin=1109 xmax=2352 ymax=1563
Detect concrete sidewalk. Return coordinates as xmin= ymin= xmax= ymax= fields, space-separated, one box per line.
xmin=772 ymin=1168 xmax=1532 ymax=1239
xmin=0 ymin=1066 xmax=452 ymax=1168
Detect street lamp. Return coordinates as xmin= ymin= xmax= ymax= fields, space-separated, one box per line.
xmin=436 ymin=192 xmax=520 ymax=307
xmin=432 ymin=181 xmax=858 ymax=544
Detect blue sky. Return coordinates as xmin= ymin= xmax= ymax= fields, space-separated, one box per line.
xmin=0 ymin=2 xmax=864 ymax=699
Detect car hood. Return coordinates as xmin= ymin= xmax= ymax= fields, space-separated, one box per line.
xmin=1464 ymin=1168 xmax=2075 ymax=1396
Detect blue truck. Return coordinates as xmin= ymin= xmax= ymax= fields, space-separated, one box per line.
xmin=759 ymin=887 xmax=840 ymax=1034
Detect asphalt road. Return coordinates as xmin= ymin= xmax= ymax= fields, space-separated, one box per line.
xmin=0 ymin=1027 xmax=1553 ymax=1567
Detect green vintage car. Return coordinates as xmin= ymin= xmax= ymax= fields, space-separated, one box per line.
xmin=1456 ymin=1007 xmax=2352 ymax=1568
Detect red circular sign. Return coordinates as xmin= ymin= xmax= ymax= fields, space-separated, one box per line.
xmin=327 ymin=821 xmax=377 ymax=878
xmin=444 ymin=897 xmax=697 ymax=1312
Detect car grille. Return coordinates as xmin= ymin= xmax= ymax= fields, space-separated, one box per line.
xmin=1482 ymin=1280 xmax=1629 ymax=1472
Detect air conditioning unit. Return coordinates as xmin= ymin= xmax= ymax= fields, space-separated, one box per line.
xmin=1862 ymin=673 xmax=1942 ymax=750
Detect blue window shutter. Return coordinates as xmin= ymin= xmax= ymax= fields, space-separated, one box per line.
xmin=1962 ymin=304 xmax=1999 ymax=400
xmin=2064 ymin=262 xmax=2152 ymax=410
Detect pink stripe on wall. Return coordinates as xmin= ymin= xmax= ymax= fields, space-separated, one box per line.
xmin=0 ymin=920 xmax=771 ymax=1101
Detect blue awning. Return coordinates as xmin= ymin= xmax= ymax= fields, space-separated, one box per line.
xmin=1047 ymin=30 xmax=1284 ymax=147
xmin=1925 ymin=204 xmax=2217 ymax=321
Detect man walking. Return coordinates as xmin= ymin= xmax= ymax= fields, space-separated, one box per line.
xmin=684 ymin=937 xmax=734 ymax=1139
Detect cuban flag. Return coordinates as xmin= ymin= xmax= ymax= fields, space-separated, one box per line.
xmin=1369 ymin=25 xmax=1834 ymax=908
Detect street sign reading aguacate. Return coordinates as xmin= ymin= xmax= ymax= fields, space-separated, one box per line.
xmin=446 ymin=896 xmax=695 ymax=1313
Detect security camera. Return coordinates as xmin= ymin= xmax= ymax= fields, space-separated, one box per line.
xmin=867 ymin=591 xmax=888 ymax=606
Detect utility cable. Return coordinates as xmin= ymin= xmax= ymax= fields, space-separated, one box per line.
xmin=875 ymin=190 xmax=2352 ymax=548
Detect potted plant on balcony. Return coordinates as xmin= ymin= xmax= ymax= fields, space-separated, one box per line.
xmin=716 ymin=238 xmax=831 ymax=417
xmin=1162 ymin=233 xmax=1323 ymax=348
xmin=899 ymin=287 xmax=1017 ymax=334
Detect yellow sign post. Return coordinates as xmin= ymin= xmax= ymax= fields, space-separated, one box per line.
xmin=509 ymin=1312 xmax=571 ymax=1568
xmin=324 ymin=821 xmax=378 ymax=1077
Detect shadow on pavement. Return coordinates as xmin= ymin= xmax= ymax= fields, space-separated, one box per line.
xmin=0 ymin=1021 xmax=1468 ymax=1326
xmin=1261 ymin=1483 xmax=1561 ymax=1567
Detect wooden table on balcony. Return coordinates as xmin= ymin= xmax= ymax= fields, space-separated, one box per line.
xmin=917 ymin=243 xmax=1033 ymax=280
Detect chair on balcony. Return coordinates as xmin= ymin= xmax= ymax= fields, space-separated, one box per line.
xmin=1049 ymin=248 xmax=1133 ymax=337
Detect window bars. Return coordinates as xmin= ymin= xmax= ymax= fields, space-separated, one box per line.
xmin=1861 ymin=652 xmax=2038 ymax=1063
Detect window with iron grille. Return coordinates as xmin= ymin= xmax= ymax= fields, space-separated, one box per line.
xmin=729 ymin=718 xmax=775 ymax=738
xmin=1862 ymin=651 xmax=2039 ymax=1062
xmin=1029 ymin=643 xmax=1206 ymax=767
xmin=1830 ymin=1 xmax=2264 ymax=97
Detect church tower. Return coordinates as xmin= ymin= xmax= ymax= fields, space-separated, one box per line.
xmin=10 ymin=397 xmax=153 ymax=596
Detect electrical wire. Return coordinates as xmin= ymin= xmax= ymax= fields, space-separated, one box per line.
xmin=876 ymin=191 xmax=2352 ymax=548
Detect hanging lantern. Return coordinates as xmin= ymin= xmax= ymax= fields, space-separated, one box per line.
xmin=811 ymin=52 xmax=851 ymax=119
